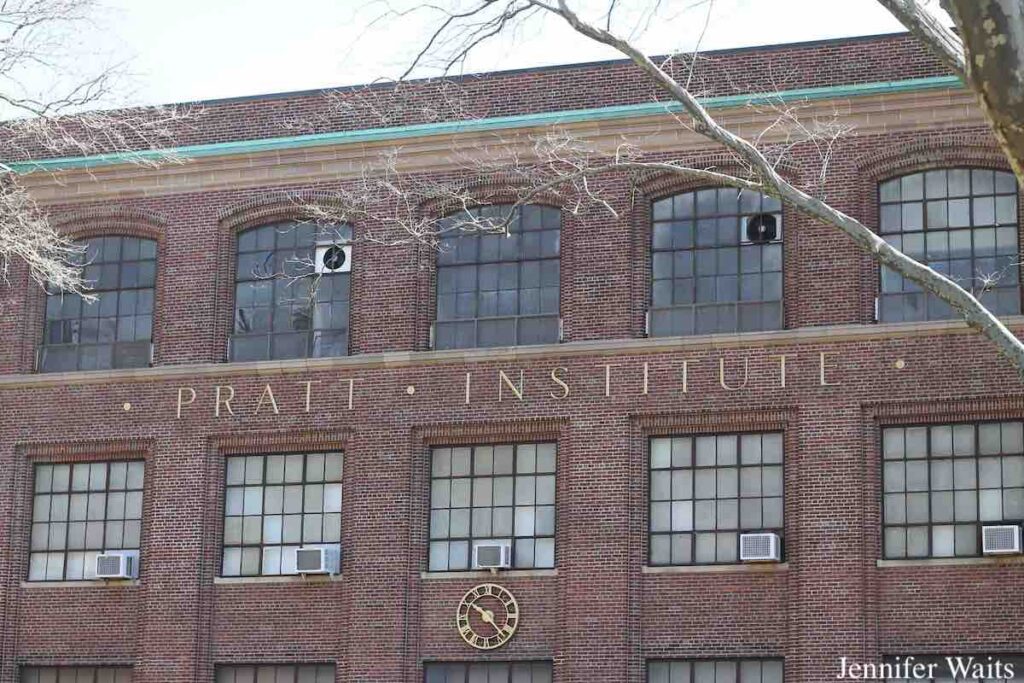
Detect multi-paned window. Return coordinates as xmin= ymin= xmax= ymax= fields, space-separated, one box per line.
xmin=650 ymin=188 xmax=783 ymax=336
xmin=215 ymin=664 xmax=335 ymax=683
xmin=435 ymin=205 xmax=560 ymax=349
xmin=429 ymin=443 xmax=555 ymax=571
xmin=648 ymin=659 xmax=783 ymax=683
xmin=878 ymin=168 xmax=1020 ymax=322
xmin=29 ymin=461 xmax=144 ymax=581
xmin=425 ymin=662 xmax=552 ymax=683
xmin=649 ymin=433 xmax=783 ymax=566
xmin=882 ymin=422 xmax=1024 ymax=559
xmin=22 ymin=667 xmax=133 ymax=683
xmin=222 ymin=452 xmax=343 ymax=576
xmin=40 ymin=235 xmax=156 ymax=372
xmin=232 ymin=222 xmax=351 ymax=361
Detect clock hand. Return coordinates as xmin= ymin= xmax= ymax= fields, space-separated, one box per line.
xmin=469 ymin=602 xmax=502 ymax=633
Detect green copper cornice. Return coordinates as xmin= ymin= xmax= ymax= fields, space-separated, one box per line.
xmin=6 ymin=75 xmax=962 ymax=174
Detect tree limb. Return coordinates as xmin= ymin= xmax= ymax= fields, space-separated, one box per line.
xmin=875 ymin=0 xmax=966 ymax=80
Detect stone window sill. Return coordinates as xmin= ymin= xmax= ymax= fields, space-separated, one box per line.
xmin=642 ymin=562 xmax=788 ymax=574
xmin=421 ymin=569 xmax=557 ymax=580
xmin=214 ymin=574 xmax=342 ymax=585
xmin=877 ymin=556 xmax=1024 ymax=568
xmin=21 ymin=579 xmax=140 ymax=588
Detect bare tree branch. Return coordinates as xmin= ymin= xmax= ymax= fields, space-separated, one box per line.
xmin=875 ymin=0 xmax=966 ymax=79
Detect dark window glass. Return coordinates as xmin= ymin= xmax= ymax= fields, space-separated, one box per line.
xmin=882 ymin=655 xmax=1024 ymax=682
xmin=39 ymin=235 xmax=156 ymax=372
xmin=28 ymin=461 xmax=144 ymax=581
xmin=21 ymin=667 xmax=133 ymax=683
xmin=878 ymin=169 xmax=1020 ymax=322
xmin=425 ymin=662 xmax=552 ymax=683
xmin=650 ymin=188 xmax=783 ymax=336
xmin=435 ymin=205 xmax=560 ymax=349
xmin=648 ymin=659 xmax=783 ymax=683
xmin=215 ymin=665 xmax=334 ymax=683
xmin=428 ymin=443 xmax=556 ymax=571
xmin=882 ymin=422 xmax=1024 ymax=559
xmin=231 ymin=222 xmax=351 ymax=361
xmin=221 ymin=452 xmax=343 ymax=576
xmin=649 ymin=434 xmax=783 ymax=566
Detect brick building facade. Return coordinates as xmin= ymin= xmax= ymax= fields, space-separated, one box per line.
xmin=0 ymin=32 xmax=1022 ymax=683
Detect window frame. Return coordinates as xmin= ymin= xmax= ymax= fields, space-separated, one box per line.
xmin=230 ymin=221 xmax=352 ymax=362
xmin=427 ymin=442 xmax=557 ymax=572
xmin=27 ymin=459 xmax=145 ymax=582
xmin=647 ymin=432 xmax=785 ymax=567
xmin=649 ymin=187 xmax=784 ymax=337
xmin=21 ymin=666 xmax=134 ymax=683
xmin=647 ymin=658 xmax=785 ymax=683
xmin=38 ymin=234 xmax=158 ymax=373
xmin=433 ymin=204 xmax=561 ymax=350
xmin=214 ymin=663 xmax=336 ymax=683
xmin=220 ymin=451 xmax=344 ymax=577
xmin=424 ymin=661 xmax=553 ymax=683
xmin=876 ymin=167 xmax=1021 ymax=323
xmin=880 ymin=420 xmax=1024 ymax=560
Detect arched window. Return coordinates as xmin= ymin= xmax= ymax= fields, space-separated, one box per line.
xmin=434 ymin=205 xmax=560 ymax=349
xmin=650 ymin=188 xmax=783 ymax=336
xmin=878 ymin=168 xmax=1020 ymax=321
xmin=39 ymin=235 xmax=156 ymax=372
xmin=231 ymin=221 xmax=351 ymax=361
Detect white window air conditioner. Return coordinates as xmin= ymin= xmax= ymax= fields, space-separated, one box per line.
xmin=982 ymin=525 xmax=1022 ymax=555
xmin=472 ymin=539 xmax=512 ymax=570
xmin=95 ymin=550 xmax=139 ymax=579
xmin=314 ymin=242 xmax=352 ymax=274
xmin=295 ymin=545 xmax=341 ymax=575
xmin=739 ymin=532 xmax=781 ymax=562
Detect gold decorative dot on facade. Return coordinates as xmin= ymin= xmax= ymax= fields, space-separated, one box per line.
xmin=122 ymin=402 xmax=132 ymax=412
xmin=894 ymin=359 xmax=906 ymax=370
xmin=406 ymin=385 xmax=416 ymax=395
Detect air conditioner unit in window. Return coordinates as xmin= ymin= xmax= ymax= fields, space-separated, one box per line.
xmin=295 ymin=545 xmax=341 ymax=575
xmin=742 ymin=213 xmax=781 ymax=244
xmin=982 ymin=525 xmax=1022 ymax=555
xmin=472 ymin=540 xmax=512 ymax=570
xmin=739 ymin=532 xmax=781 ymax=562
xmin=95 ymin=550 xmax=139 ymax=579
xmin=314 ymin=243 xmax=352 ymax=274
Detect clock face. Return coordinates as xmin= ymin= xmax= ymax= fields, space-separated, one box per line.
xmin=455 ymin=583 xmax=520 ymax=650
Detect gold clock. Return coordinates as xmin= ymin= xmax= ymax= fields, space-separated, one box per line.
xmin=456 ymin=583 xmax=519 ymax=650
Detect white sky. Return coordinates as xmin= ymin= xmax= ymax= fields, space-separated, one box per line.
xmin=85 ymin=0 xmax=910 ymax=108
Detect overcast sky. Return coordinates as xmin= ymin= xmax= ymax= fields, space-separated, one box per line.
xmin=79 ymin=0 xmax=912 ymax=108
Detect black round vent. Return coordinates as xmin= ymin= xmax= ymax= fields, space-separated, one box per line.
xmin=745 ymin=213 xmax=778 ymax=243
xmin=321 ymin=245 xmax=347 ymax=271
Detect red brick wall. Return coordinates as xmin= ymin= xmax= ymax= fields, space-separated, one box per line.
xmin=0 ymin=33 xmax=1022 ymax=683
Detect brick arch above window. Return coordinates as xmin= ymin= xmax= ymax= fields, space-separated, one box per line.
xmin=217 ymin=190 xmax=351 ymax=235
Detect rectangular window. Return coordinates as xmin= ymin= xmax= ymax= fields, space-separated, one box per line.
xmin=882 ymin=421 xmax=1024 ymax=559
xmin=648 ymin=659 xmax=783 ymax=683
xmin=425 ymin=662 xmax=552 ymax=683
xmin=215 ymin=664 xmax=334 ymax=683
xmin=649 ymin=433 xmax=783 ymax=566
xmin=435 ymin=204 xmax=560 ymax=350
xmin=29 ymin=461 xmax=144 ymax=581
xmin=21 ymin=667 xmax=133 ymax=683
xmin=878 ymin=168 xmax=1020 ymax=322
xmin=222 ymin=452 xmax=343 ymax=576
xmin=429 ymin=443 xmax=556 ymax=571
